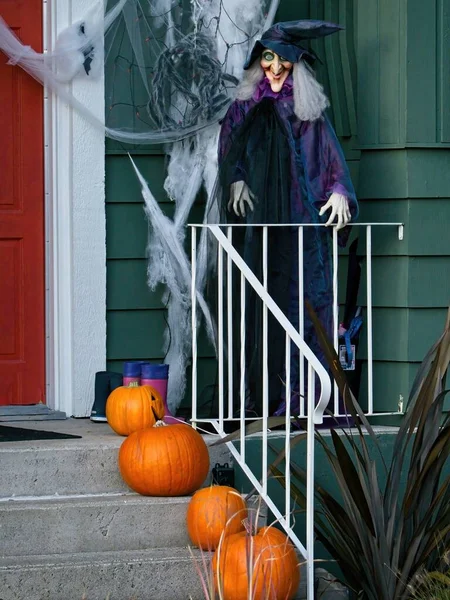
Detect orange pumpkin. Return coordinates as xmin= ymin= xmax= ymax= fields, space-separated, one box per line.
xmin=118 ymin=423 xmax=210 ymax=496
xmin=212 ymin=525 xmax=300 ymax=600
xmin=106 ymin=383 xmax=165 ymax=436
xmin=186 ymin=485 xmax=247 ymax=550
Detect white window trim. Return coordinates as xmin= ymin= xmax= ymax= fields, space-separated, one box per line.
xmin=44 ymin=0 xmax=106 ymax=417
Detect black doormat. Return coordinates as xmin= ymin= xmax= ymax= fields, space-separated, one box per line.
xmin=0 ymin=425 xmax=82 ymax=442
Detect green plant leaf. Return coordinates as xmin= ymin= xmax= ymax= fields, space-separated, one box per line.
xmin=328 ymin=429 xmax=376 ymax=535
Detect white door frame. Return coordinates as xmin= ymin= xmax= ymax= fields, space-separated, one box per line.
xmin=43 ymin=0 xmax=107 ymax=417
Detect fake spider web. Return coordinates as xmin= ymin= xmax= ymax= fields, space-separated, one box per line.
xmin=104 ymin=0 xmax=278 ymax=145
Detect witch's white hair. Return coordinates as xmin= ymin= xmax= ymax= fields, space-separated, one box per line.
xmin=235 ymin=61 xmax=265 ymax=101
xmin=235 ymin=59 xmax=329 ymax=122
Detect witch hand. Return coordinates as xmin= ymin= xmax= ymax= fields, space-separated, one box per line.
xmin=228 ymin=181 xmax=255 ymax=218
xmin=319 ymin=192 xmax=352 ymax=231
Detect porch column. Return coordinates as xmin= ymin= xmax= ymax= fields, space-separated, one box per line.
xmin=46 ymin=0 xmax=106 ymax=416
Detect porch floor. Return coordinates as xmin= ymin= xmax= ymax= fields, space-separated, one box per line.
xmin=0 ymin=415 xmax=400 ymax=448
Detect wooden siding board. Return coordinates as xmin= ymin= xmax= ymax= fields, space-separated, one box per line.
xmin=406 ymin=0 xmax=437 ymax=144
xmin=357 ymin=361 xmax=416 ymax=413
xmin=339 ymin=0 xmax=358 ymax=137
xmin=357 ymin=150 xmax=408 ymax=199
xmin=378 ymin=0 xmax=403 ymax=145
xmin=106 ymin=155 xmax=168 ymax=204
xmin=357 ymin=307 xmax=408 ymax=362
xmin=106 ymin=202 xmax=206 ymax=259
xmin=408 ymin=257 xmax=450 ymax=307
xmin=347 ymin=159 xmax=359 ymax=189
xmin=356 ymin=197 xmax=450 ymax=257
xmin=339 ymin=254 xmax=450 ymax=311
xmin=356 ymin=307 xmax=448 ymax=362
xmin=107 ymin=309 xmax=168 ymax=359
xmin=355 ymin=201 xmax=408 ymax=257
xmin=276 ymin=0 xmax=310 ymax=21
xmin=438 ymin=0 xmax=450 ymax=142
xmin=357 ymin=256 xmax=408 ymax=307
xmin=408 ymin=199 xmax=450 ymax=255
xmin=324 ymin=0 xmax=346 ymax=137
xmin=356 ymin=198 xmax=450 ymax=258
xmin=357 ymin=0 xmax=381 ymax=146
xmin=406 ymin=149 xmax=450 ymax=198
xmin=107 ymin=309 xmax=215 ymax=360
xmin=107 ymin=259 xmax=166 ymax=310
xmin=407 ymin=308 xmax=449 ymax=361
xmin=106 ymin=203 xmax=149 ymax=259
xmin=359 ymin=149 xmax=450 ymax=200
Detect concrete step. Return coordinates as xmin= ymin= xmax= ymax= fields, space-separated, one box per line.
xmin=0 ymin=547 xmax=210 ymax=600
xmin=0 ymin=549 xmax=324 ymax=600
xmin=0 ymin=427 xmax=231 ymax=498
xmin=0 ymin=494 xmax=191 ymax=557
xmin=0 ymin=439 xmax=128 ymax=498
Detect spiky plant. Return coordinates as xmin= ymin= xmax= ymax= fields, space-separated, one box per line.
xmin=270 ymin=304 xmax=450 ymax=600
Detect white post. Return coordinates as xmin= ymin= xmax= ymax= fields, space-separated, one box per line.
xmin=218 ymin=242 xmax=224 ymax=431
xmin=262 ymin=226 xmax=269 ymax=496
xmin=45 ymin=0 xmax=106 ymax=416
xmin=333 ymin=227 xmax=339 ymax=415
xmin=366 ymin=226 xmax=374 ymax=414
xmin=240 ymin=271 xmax=246 ymax=462
xmin=191 ymin=228 xmax=198 ymax=426
xmin=285 ymin=333 xmax=291 ymax=526
xmin=298 ymin=227 xmax=305 ymax=416
xmin=306 ymin=362 xmax=315 ymax=600
xmin=227 ymin=227 xmax=234 ymax=419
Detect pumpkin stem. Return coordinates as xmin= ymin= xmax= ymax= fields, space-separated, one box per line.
xmin=154 ymin=420 xmax=166 ymax=427
xmin=127 ymin=381 xmax=140 ymax=388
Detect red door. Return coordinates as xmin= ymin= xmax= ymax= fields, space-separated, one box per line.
xmin=0 ymin=0 xmax=45 ymax=405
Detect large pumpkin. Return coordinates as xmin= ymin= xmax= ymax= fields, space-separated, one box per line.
xmin=212 ymin=525 xmax=300 ymax=600
xmin=186 ymin=485 xmax=247 ymax=550
xmin=118 ymin=423 xmax=210 ymax=496
xmin=106 ymin=383 xmax=165 ymax=436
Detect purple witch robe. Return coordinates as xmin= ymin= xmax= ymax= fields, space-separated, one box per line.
xmin=214 ymin=75 xmax=358 ymax=417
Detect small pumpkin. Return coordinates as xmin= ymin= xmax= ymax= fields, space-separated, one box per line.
xmin=186 ymin=485 xmax=247 ymax=550
xmin=106 ymin=383 xmax=165 ymax=436
xmin=212 ymin=525 xmax=300 ymax=600
xmin=118 ymin=422 xmax=210 ymax=496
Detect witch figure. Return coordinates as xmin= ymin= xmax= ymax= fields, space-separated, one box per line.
xmin=211 ymin=20 xmax=359 ymax=418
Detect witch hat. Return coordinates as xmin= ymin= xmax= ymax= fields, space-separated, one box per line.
xmin=244 ymin=20 xmax=343 ymax=69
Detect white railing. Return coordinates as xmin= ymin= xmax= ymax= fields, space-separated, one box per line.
xmin=190 ymin=222 xmax=404 ymax=600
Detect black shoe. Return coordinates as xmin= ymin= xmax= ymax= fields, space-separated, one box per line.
xmin=90 ymin=371 xmax=123 ymax=422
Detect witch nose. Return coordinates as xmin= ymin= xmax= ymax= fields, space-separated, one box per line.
xmin=271 ymin=57 xmax=283 ymax=74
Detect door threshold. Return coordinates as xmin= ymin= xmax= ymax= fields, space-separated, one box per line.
xmin=0 ymin=404 xmax=67 ymax=422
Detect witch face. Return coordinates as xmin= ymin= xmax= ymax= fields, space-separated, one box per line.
xmin=260 ymin=48 xmax=293 ymax=93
